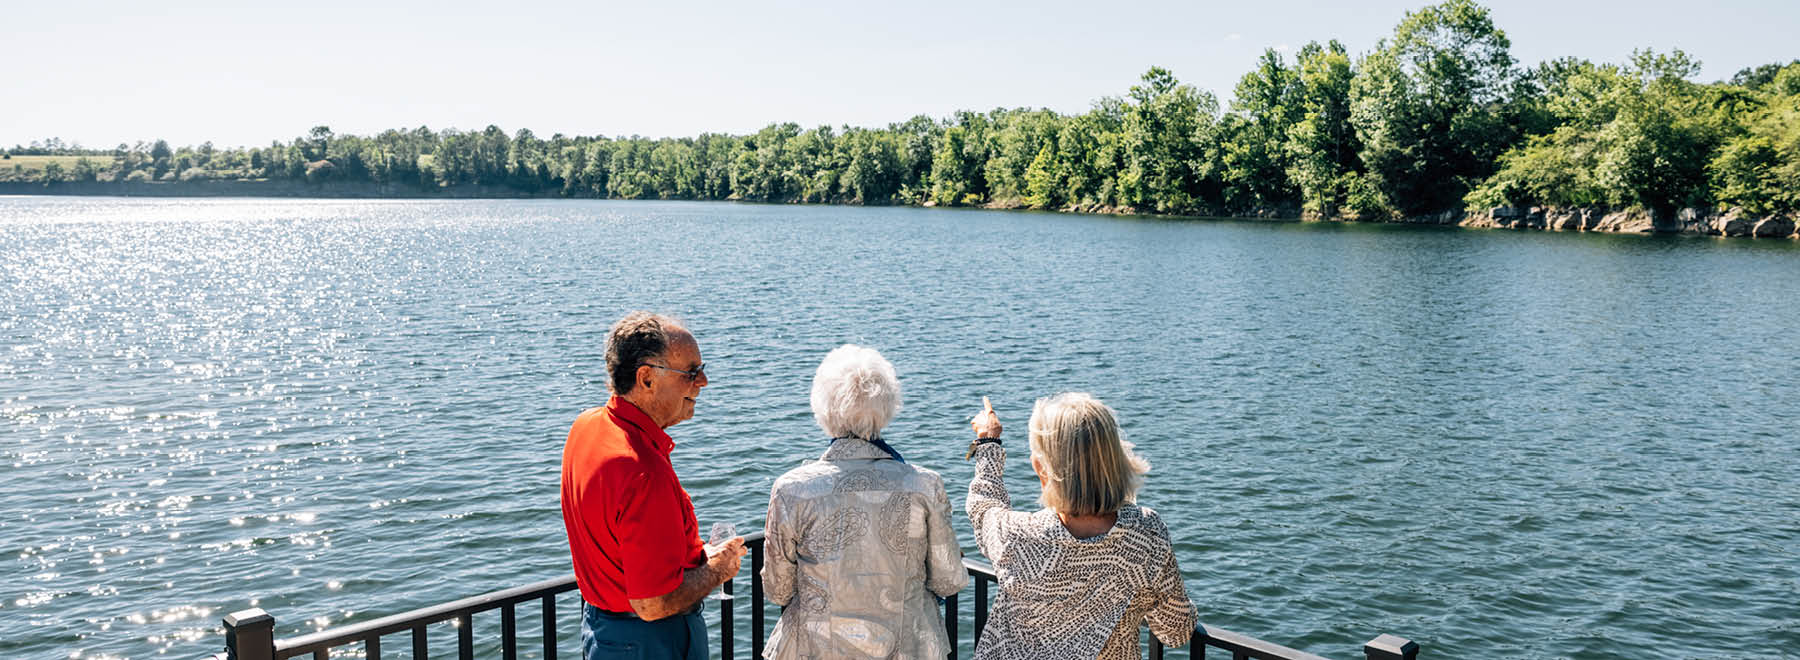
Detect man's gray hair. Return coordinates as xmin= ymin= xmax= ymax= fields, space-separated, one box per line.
xmin=810 ymin=344 xmax=901 ymax=440
xmin=605 ymin=311 xmax=683 ymax=395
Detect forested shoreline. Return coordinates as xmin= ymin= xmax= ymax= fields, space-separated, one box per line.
xmin=7 ymin=0 xmax=1799 ymax=236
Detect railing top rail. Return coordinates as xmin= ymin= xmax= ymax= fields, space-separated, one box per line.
xmin=1202 ymin=624 xmax=1332 ymax=660
xmin=272 ymin=531 xmax=768 ymax=656
xmin=274 ymin=575 xmax=574 ymax=656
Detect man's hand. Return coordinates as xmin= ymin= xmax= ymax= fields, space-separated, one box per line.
xmin=629 ymin=536 xmax=747 ymax=620
xmin=705 ymin=536 xmax=748 ymax=583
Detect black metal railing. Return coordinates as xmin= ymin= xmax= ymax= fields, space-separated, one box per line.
xmin=211 ymin=530 xmax=1417 ymax=660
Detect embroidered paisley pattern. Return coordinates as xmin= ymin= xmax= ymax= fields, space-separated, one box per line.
xmin=761 ymin=438 xmax=968 ymax=660
xmin=877 ymin=492 xmax=912 ymax=554
xmin=803 ymin=506 xmax=869 ymax=558
xmin=832 ymin=469 xmax=882 ymax=493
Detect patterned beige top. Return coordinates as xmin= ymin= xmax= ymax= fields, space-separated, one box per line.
xmin=966 ymin=443 xmax=1199 ymax=660
xmin=760 ymin=438 xmax=968 ymax=659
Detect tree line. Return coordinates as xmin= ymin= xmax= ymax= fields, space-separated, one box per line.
xmin=8 ymin=0 xmax=1798 ymax=219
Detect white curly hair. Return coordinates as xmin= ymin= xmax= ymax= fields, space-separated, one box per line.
xmin=810 ymin=344 xmax=902 ymax=440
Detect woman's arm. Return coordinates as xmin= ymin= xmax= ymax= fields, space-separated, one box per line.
xmin=924 ymin=480 xmax=969 ymax=598
xmin=965 ymin=397 xmax=1013 ymax=561
xmin=759 ymin=482 xmax=799 ymax=607
xmin=1146 ymin=548 xmax=1200 ymax=647
xmin=966 ymin=443 xmax=1013 ymax=561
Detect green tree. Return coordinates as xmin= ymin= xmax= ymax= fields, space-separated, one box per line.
xmin=1024 ymin=145 xmax=1061 ymax=209
xmin=890 ymin=115 xmax=942 ymax=203
xmin=1350 ymin=0 xmax=1521 ymax=215
xmin=842 ymin=129 xmax=903 ymax=204
xmin=303 ymin=126 xmax=333 ymax=161
xmin=1221 ymin=49 xmax=1303 ymax=210
xmin=929 ymin=117 xmax=989 ymax=206
xmin=1120 ymin=67 xmax=1218 ymax=213
xmin=71 ymin=157 xmax=100 ymax=182
xmin=150 ymin=139 xmax=173 ymax=175
xmin=1285 ymin=40 xmax=1363 ymax=217
xmin=1057 ymin=101 xmax=1126 ymax=207
xmin=1593 ymin=49 xmax=1719 ymax=212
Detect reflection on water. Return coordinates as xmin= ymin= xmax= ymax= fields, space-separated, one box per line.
xmin=2 ymin=197 xmax=1798 ymax=658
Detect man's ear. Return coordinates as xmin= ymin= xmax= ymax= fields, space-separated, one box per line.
xmin=637 ymin=365 xmax=655 ymax=392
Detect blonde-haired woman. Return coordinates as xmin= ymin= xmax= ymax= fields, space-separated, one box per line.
xmin=965 ymin=393 xmax=1198 ymax=660
xmin=761 ymin=345 xmax=967 ymax=659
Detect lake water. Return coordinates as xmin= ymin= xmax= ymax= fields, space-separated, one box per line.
xmin=2 ymin=197 xmax=1797 ymax=659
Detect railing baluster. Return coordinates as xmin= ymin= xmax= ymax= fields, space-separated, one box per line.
xmin=943 ymin=590 xmax=958 ymax=660
xmin=1150 ymin=632 xmax=1165 ymax=660
xmin=1191 ymin=628 xmax=1205 ymax=659
xmin=721 ymin=575 xmax=735 ymax=660
xmin=367 ymin=634 xmax=381 ymax=660
xmin=314 ymin=649 xmax=328 ymax=660
xmin=411 ymin=625 xmax=426 ymax=660
xmin=1234 ymin=650 xmax=1251 ymax=660
xmin=501 ymin=602 xmax=517 ymax=660
xmin=542 ymin=594 xmax=557 ymax=660
xmin=751 ymin=539 xmax=765 ymax=659
xmin=973 ymin=577 xmax=988 ymax=640
xmin=457 ymin=613 xmax=474 ymax=660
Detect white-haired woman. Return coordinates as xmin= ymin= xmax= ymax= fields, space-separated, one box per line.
xmin=964 ymin=393 xmax=1198 ymax=660
xmin=760 ymin=345 xmax=967 ymax=659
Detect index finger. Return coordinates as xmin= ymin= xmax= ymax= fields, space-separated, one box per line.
xmin=982 ymin=396 xmax=993 ymax=413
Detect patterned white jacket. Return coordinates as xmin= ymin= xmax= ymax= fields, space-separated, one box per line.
xmin=966 ymin=443 xmax=1199 ymax=660
xmin=760 ymin=438 xmax=968 ymax=659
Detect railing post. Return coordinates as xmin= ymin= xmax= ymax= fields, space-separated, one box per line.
xmin=973 ymin=578 xmax=988 ymax=640
xmin=1364 ymin=634 xmax=1418 ymax=660
xmin=943 ymin=591 xmax=958 ymax=660
xmin=223 ymin=608 xmax=276 ymax=660
xmin=751 ymin=540 xmax=765 ymax=659
xmin=542 ymin=594 xmax=557 ymax=660
xmin=721 ymin=575 xmax=735 ymax=659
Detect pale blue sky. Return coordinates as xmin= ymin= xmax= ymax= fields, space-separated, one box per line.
xmin=6 ymin=0 xmax=1797 ymax=149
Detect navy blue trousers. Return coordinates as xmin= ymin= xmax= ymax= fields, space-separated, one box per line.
xmin=581 ymin=603 xmax=708 ymax=660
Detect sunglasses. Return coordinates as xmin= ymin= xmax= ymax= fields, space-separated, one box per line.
xmin=645 ymin=362 xmax=706 ymax=383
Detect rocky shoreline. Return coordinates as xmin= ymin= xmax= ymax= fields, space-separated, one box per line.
xmin=7 ymin=182 xmax=1797 ymax=239
xmin=1458 ymin=206 xmax=1799 ymax=238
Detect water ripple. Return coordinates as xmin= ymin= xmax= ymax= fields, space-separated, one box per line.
xmin=2 ymin=199 xmax=1798 ymax=658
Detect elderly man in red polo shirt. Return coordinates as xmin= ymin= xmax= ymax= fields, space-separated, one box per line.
xmin=562 ymin=311 xmax=746 ymax=660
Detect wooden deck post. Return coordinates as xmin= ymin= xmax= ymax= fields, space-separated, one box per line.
xmin=224 ymin=608 xmax=276 ymax=660
xmin=1364 ymin=634 xmax=1418 ymax=660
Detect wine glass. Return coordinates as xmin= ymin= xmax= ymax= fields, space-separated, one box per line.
xmin=706 ymin=522 xmax=736 ymax=601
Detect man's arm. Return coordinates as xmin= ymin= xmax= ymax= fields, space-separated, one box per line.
xmin=629 ymin=537 xmax=746 ymax=621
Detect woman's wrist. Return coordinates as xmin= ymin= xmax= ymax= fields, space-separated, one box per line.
xmin=965 ymin=437 xmax=1003 ymax=460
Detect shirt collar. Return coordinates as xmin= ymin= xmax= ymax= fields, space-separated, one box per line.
xmin=819 ymin=437 xmax=895 ymax=462
xmin=607 ymin=395 xmax=673 ymax=454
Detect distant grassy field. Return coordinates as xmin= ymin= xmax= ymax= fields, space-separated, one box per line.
xmin=1 ymin=155 xmax=117 ymax=171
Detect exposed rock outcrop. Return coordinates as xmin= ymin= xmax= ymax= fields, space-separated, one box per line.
xmin=1755 ymin=215 xmax=1796 ymax=238
xmin=1713 ymin=208 xmax=1759 ymax=236
xmin=1464 ymin=206 xmax=1798 ymax=238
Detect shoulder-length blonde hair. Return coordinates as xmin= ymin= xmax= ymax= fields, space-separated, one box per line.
xmin=1027 ymin=392 xmax=1150 ymax=517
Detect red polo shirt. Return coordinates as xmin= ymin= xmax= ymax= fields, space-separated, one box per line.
xmin=561 ymin=396 xmax=705 ymax=611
